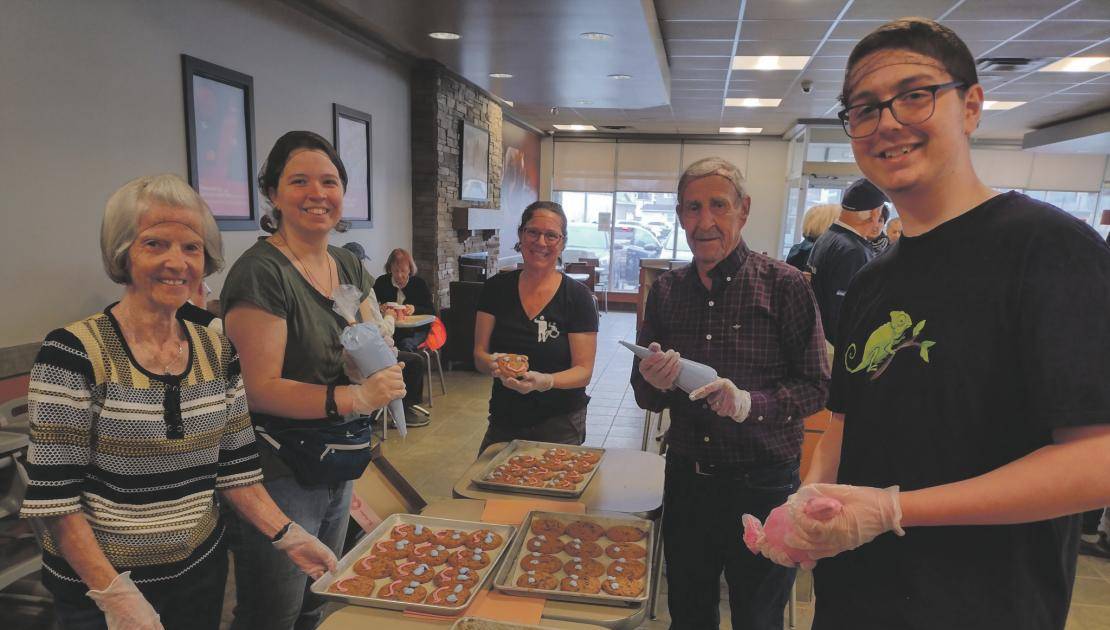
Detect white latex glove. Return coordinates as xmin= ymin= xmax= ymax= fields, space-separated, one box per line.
xmin=273 ymin=522 xmax=339 ymax=579
xmin=784 ymin=483 xmax=904 ymax=559
xmin=689 ymin=378 xmax=752 ymax=422
xmin=500 ymin=371 xmax=554 ymax=394
xmin=86 ymin=572 xmax=163 ymax=630
xmin=637 ymin=342 xmax=680 ymax=391
xmin=488 ymin=353 xmax=505 ymax=378
xmin=347 ymin=363 xmax=406 ymax=414
xmin=341 ymin=350 xmax=364 ymax=384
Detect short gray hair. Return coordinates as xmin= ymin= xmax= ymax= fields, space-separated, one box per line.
xmin=677 ymin=157 xmax=748 ymax=203
xmin=101 ymin=174 xmax=224 ymax=284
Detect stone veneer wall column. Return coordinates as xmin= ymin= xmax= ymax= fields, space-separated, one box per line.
xmin=411 ymin=60 xmax=503 ymax=309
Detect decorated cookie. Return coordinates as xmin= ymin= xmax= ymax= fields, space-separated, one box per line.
xmin=427 ymin=583 xmax=471 ymax=606
xmin=412 ymin=543 xmax=450 ymax=566
xmin=525 ymin=535 xmax=564 ymax=554
xmin=372 ymin=538 xmax=413 ymax=560
xmin=328 ymin=575 xmax=376 ymax=596
xmin=606 ymin=558 xmax=647 ymax=580
xmin=606 ymin=525 xmax=647 ymax=543
xmin=390 ymin=523 xmax=436 ymax=544
xmin=519 ymin=552 xmax=562 ymax=573
xmin=465 ymin=529 xmax=504 ymax=551
xmin=605 ymin=543 xmax=647 ymax=560
xmin=433 ymin=566 xmax=480 ymax=588
xmin=377 ymin=579 xmax=427 ymax=603
xmin=602 ymin=575 xmax=644 ymax=597
xmin=530 ymin=518 xmax=566 ymax=538
xmin=395 ymin=561 xmax=435 ymax=583
xmin=564 ymin=539 xmax=603 ymax=558
xmin=434 ymin=529 xmax=470 ymax=549
xmin=449 ymin=549 xmax=491 ymax=570
xmin=352 ymin=555 xmax=394 ymax=579
xmin=559 ymin=574 xmax=602 ymax=594
xmin=564 ymin=557 xmax=606 ymax=577
xmin=565 ymin=521 xmax=605 ymax=542
xmin=497 ymin=354 xmax=529 ymax=379
xmin=516 ymin=571 xmax=559 ymax=590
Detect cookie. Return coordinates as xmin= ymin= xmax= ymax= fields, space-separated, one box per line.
xmin=520 ymin=476 xmax=546 ymax=487
xmin=572 ymin=460 xmax=597 ymax=473
xmin=606 ymin=558 xmax=646 ymax=579
xmin=395 ymin=561 xmax=435 ymax=583
xmin=434 ymin=529 xmax=469 ymax=549
xmin=606 ymin=525 xmax=647 ymax=543
xmin=466 ymin=529 xmax=504 ymax=551
xmin=372 ymin=538 xmax=413 ymax=560
xmin=548 ymin=478 xmax=576 ymax=490
xmin=525 ymin=535 xmax=564 ymax=554
xmin=519 ymin=552 xmax=562 ymax=573
xmin=564 ymin=539 xmax=603 ymax=558
xmin=516 ymin=571 xmax=559 ymax=590
xmin=352 ymin=555 xmax=394 ymax=579
xmin=427 ymin=583 xmax=471 ymax=606
xmin=328 ymin=575 xmax=376 ymax=595
xmin=565 ymin=521 xmax=605 ymax=542
xmin=508 ymin=455 xmax=538 ymax=467
xmin=602 ymin=575 xmax=644 ymax=597
xmin=411 ymin=543 xmax=450 ymax=566
xmin=575 ymin=451 xmax=601 ymax=464
xmin=390 ymin=523 xmax=436 ymax=544
xmin=524 ymin=467 xmax=556 ymax=481
xmin=557 ymin=470 xmax=585 ymax=484
xmin=449 ymin=549 xmax=491 ymax=570
xmin=544 ymin=447 xmax=574 ymax=460
xmin=564 ymin=557 xmax=606 ymax=577
xmin=559 ymin=574 xmax=602 ymax=594
xmin=497 ymin=353 xmax=529 ymax=378
xmin=605 ymin=543 xmax=647 ymax=560
xmin=378 ymin=579 xmax=427 ymax=603
xmin=530 ymin=518 xmax=566 ymax=538
xmin=538 ymin=458 xmax=572 ymax=471
xmin=433 ymin=566 xmax=480 ymax=588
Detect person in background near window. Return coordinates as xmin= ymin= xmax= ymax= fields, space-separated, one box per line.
xmin=885 ymin=216 xmax=903 ymax=244
xmin=786 ymin=203 xmax=840 ymax=271
xmin=373 ymin=248 xmax=434 ymax=351
xmin=808 ymin=178 xmax=888 ymax=344
xmin=473 ymin=201 xmax=599 ymax=454
xmin=765 ymin=18 xmax=1110 ymax=630
xmin=869 ymin=204 xmax=891 ymax=253
xmin=221 ymin=131 xmax=406 ymax=630
xmin=20 ymin=174 xmax=336 ymax=630
xmin=631 ymin=157 xmax=829 ymax=629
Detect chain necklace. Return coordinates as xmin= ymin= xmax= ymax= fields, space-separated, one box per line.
xmin=274 ymin=234 xmax=335 ymax=297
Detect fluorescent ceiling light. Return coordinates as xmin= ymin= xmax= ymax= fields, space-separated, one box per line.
xmin=580 ymin=32 xmax=612 ymax=41
xmin=724 ymin=98 xmax=782 ymax=107
xmin=502 ymin=99 xmax=514 ymax=107
xmin=489 ymin=73 xmax=513 ymax=78
xmin=428 ymin=32 xmax=460 ymax=40
xmin=1039 ymin=57 xmax=1110 ymax=73
xmin=553 ymin=124 xmax=597 ymax=131
xmin=732 ymin=55 xmax=810 ymax=71
xmin=576 ymin=99 xmax=593 ymax=106
xmin=608 ymin=74 xmax=632 ymax=80
xmin=720 ymin=127 xmax=763 ymax=134
xmin=983 ymin=100 xmax=1024 ymax=110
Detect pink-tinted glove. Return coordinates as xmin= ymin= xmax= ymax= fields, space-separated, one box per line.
xmin=637 ymin=342 xmax=680 ymax=391
xmin=273 ymin=522 xmax=338 ymax=579
xmin=86 ymin=572 xmax=164 ymax=630
xmin=784 ymin=484 xmax=904 ymax=559
xmin=689 ymin=378 xmax=752 ymax=422
xmin=500 ymin=371 xmax=554 ymax=394
xmin=742 ymin=496 xmax=842 ymax=569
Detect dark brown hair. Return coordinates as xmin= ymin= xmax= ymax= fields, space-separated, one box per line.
xmin=513 ymin=201 xmax=568 ymax=252
xmin=258 ymin=131 xmax=349 ymax=233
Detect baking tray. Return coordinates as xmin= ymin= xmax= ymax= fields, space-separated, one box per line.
xmin=472 ymin=440 xmax=606 ymax=498
xmin=493 ymin=510 xmax=652 ymax=607
xmin=450 ymin=617 xmax=561 ymax=630
xmin=310 ymin=513 xmax=517 ymax=615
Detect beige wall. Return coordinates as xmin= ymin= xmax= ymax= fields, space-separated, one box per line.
xmin=741 ymin=138 xmax=791 ymax=257
xmin=0 ymin=0 xmax=412 ymax=346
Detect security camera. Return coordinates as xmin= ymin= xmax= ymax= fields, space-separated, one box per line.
xmin=550 ymin=106 xmax=560 ymax=115
xmin=800 ymin=80 xmax=813 ymax=94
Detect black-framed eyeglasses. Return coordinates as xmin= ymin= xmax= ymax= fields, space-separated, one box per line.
xmin=838 ymin=81 xmax=967 ymax=139
xmin=164 ymin=381 xmax=185 ymax=440
xmin=522 ymin=227 xmax=565 ymax=244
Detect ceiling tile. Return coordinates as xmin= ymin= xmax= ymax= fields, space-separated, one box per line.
xmin=808 ymin=56 xmax=849 ymax=70
xmin=729 ymin=69 xmax=804 ymax=83
xmin=734 ymin=40 xmax=821 ymax=56
xmin=964 ymin=41 xmax=1008 ymax=56
xmin=661 ymin=20 xmax=739 ymax=39
xmin=744 ymin=0 xmax=851 ymax=21
xmin=944 ymin=20 xmax=1039 ymax=41
xmin=656 ymin=0 xmax=743 ymax=21
xmin=670 ymin=78 xmax=728 ymax=87
xmin=1018 ymin=20 xmax=1110 ymax=41
xmin=667 ymin=39 xmax=736 ymax=56
xmin=817 ymin=40 xmax=861 ymax=55
xmin=945 ymin=0 xmax=1072 ymax=20
xmin=740 ymin=20 xmax=833 ymax=40
xmin=1044 ymin=0 xmax=1110 ymax=20
xmin=671 ymin=68 xmax=729 ymax=81
xmin=828 ymin=20 xmax=888 ymax=39
xmin=671 ymin=57 xmax=732 ymax=71
xmin=988 ymin=40 xmax=1101 ymax=57
xmin=844 ymin=0 xmax=952 ymax=19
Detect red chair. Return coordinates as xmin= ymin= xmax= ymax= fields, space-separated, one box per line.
xmin=417 ymin=317 xmax=448 ymax=405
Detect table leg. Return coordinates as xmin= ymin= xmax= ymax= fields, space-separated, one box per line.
xmin=641 ymin=411 xmax=654 ymax=452
xmin=649 ymin=508 xmax=665 ymax=619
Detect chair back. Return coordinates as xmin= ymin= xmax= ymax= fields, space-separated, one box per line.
xmin=564 ymin=262 xmax=597 ymax=291
xmin=420 ymin=318 xmax=448 ymax=352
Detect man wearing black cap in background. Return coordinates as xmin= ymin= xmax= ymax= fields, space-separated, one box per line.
xmin=807 ymin=178 xmax=888 ymax=343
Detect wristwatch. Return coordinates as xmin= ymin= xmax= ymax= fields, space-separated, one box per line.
xmin=325 ymin=383 xmax=341 ymax=421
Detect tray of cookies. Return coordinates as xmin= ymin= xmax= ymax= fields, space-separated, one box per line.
xmin=310 ymin=513 xmax=517 ymax=615
xmin=450 ymin=617 xmax=561 ymax=630
xmin=492 ymin=510 xmax=652 ymax=607
xmin=473 ymin=440 xmax=605 ymax=498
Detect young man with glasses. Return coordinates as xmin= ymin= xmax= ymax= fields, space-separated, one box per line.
xmin=762 ymin=18 xmax=1110 ymax=630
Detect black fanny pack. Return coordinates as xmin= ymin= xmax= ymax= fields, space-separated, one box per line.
xmin=255 ymin=416 xmax=374 ymax=485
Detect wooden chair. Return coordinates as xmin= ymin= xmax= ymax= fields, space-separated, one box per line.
xmin=578 ymin=258 xmax=608 ymax=312
xmin=564 ymin=262 xmax=601 ymax=314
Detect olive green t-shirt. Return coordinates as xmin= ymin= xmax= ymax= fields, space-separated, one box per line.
xmin=220 ymin=238 xmax=373 ymax=432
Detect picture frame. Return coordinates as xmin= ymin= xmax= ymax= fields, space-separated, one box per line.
xmin=460 ymin=120 xmax=490 ymax=202
xmin=332 ymin=103 xmax=373 ymax=227
xmin=181 ymin=54 xmax=258 ymax=230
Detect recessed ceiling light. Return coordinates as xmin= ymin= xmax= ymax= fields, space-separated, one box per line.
xmin=608 ymin=74 xmax=632 ymax=80
xmin=720 ymin=127 xmax=763 ymax=134
xmin=580 ymin=32 xmax=613 ymax=41
xmin=1039 ymin=57 xmax=1110 ymax=73
xmin=489 ymin=73 xmax=513 ymax=79
xmin=731 ymin=55 xmax=810 ymax=71
xmin=983 ymin=100 xmax=1025 ymax=110
xmin=576 ymin=99 xmax=593 ymax=106
xmin=724 ymin=98 xmax=782 ymax=107
xmin=428 ymin=32 xmax=460 ymax=40
xmin=553 ymin=124 xmax=597 ymax=131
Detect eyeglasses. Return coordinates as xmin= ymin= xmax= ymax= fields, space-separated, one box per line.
xmin=522 ymin=227 xmax=565 ymax=244
xmin=838 ymin=81 xmax=967 ymax=139
xmin=164 ymin=381 xmax=185 ymax=440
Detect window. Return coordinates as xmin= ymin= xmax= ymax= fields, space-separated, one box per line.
xmin=1022 ymin=190 xmax=1099 ymax=224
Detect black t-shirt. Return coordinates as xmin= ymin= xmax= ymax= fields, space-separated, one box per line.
xmin=477 ymin=270 xmax=599 ymax=426
xmin=808 ymin=223 xmax=876 ymax=344
xmin=813 ymin=192 xmax=1110 ymax=630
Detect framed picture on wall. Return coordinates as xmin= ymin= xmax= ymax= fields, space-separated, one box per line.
xmin=181 ymin=54 xmax=258 ymax=230
xmin=333 ymin=103 xmax=372 ymax=227
xmin=460 ymin=121 xmax=490 ymax=202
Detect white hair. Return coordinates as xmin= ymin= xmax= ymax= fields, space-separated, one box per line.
xmin=677 ymin=157 xmax=748 ymax=203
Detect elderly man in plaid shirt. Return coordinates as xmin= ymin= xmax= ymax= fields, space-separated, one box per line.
xmin=632 ymin=157 xmax=829 ymax=629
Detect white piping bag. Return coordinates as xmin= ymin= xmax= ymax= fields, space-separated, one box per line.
xmin=333 ymin=284 xmax=407 ymax=437
xmin=619 ymin=340 xmax=718 ymax=393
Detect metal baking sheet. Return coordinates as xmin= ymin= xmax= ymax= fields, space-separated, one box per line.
xmin=450 ymin=617 xmax=561 ymax=630
xmin=472 ymin=440 xmax=606 ymax=498
xmin=310 ymin=513 xmax=517 ymax=615
xmin=493 ymin=510 xmax=652 ymax=607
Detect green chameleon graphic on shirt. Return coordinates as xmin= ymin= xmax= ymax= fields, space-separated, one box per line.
xmin=844 ymin=310 xmax=936 ymax=377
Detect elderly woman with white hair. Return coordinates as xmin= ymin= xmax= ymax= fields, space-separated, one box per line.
xmin=20 ymin=174 xmax=337 ymax=630
xmin=786 ymin=203 xmax=840 ymax=272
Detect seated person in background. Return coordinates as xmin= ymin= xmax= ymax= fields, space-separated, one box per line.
xmin=373 ymin=248 xmax=434 ymax=352
xmin=885 ymin=216 xmax=903 ymax=244
xmin=345 ymin=242 xmax=430 ymax=428
xmin=474 ymin=201 xmax=598 ymax=455
xmin=21 ymin=174 xmax=335 ymax=629
xmin=869 ymin=204 xmax=891 ymax=253
xmin=786 ymin=203 xmax=840 ymax=272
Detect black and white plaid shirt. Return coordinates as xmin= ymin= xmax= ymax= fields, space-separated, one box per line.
xmin=631 ymin=243 xmax=830 ymax=467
